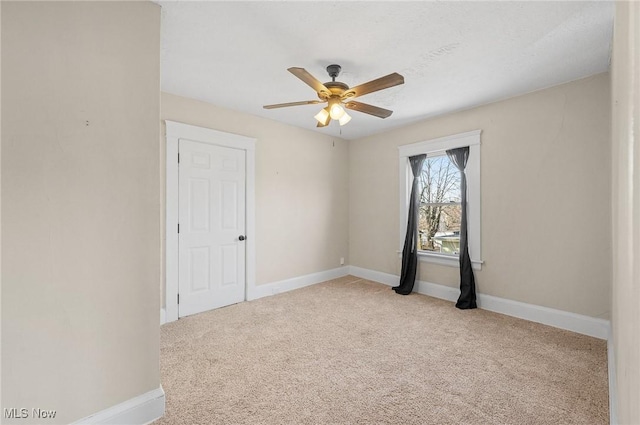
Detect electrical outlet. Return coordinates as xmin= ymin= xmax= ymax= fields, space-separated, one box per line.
xmin=340 ymin=257 xmax=345 ymax=266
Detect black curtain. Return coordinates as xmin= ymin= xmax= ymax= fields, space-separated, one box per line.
xmin=393 ymin=154 xmax=427 ymax=295
xmin=446 ymin=147 xmax=477 ymax=309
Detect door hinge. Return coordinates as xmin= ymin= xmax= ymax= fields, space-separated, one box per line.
xmin=177 ymin=293 xmax=180 ymax=304
xmin=177 ymin=223 xmax=180 ymax=233
xmin=178 ymin=152 xmax=180 ymax=164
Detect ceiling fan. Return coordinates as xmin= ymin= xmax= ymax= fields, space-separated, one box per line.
xmin=263 ymin=64 xmax=404 ymax=127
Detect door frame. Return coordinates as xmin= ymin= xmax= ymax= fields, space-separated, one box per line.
xmin=165 ymin=120 xmax=256 ymax=323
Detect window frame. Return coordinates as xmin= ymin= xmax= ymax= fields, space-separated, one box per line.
xmin=398 ymin=130 xmax=483 ymax=270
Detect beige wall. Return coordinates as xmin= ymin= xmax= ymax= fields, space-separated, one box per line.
xmin=1 ymin=2 xmax=161 ymax=423
xmin=161 ymin=93 xmax=349 ymax=294
xmin=350 ymin=73 xmax=611 ymax=319
xmin=611 ymin=2 xmax=640 ymax=423
xmin=0 ymin=0 xmax=3 ymax=409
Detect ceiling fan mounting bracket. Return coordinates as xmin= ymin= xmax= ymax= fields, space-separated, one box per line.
xmin=326 ymin=64 xmax=342 ymax=81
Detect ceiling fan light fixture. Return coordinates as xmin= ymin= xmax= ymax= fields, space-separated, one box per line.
xmin=339 ymin=112 xmax=352 ymax=126
xmin=314 ymin=107 xmax=330 ymax=125
xmin=329 ymin=101 xmax=345 ymax=120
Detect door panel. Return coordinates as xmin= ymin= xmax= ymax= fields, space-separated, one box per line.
xmin=189 ymin=178 xmax=210 ymax=232
xmin=178 ymin=139 xmax=246 ymax=317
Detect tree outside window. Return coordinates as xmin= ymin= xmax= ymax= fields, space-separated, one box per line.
xmin=417 ymin=155 xmax=462 ymax=254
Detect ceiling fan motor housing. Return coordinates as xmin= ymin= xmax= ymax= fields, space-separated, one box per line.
xmin=321 ymin=81 xmax=349 ymax=98
xmin=319 ymin=64 xmax=349 ymax=100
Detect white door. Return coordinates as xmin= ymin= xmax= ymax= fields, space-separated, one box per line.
xmin=178 ymin=139 xmax=246 ymax=318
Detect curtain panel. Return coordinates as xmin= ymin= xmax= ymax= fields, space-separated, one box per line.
xmin=394 ymin=154 xmax=427 ymax=295
xmin=446 ymin=147 xmax=477 ymax=309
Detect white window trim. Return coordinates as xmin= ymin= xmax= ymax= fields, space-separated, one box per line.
xmin=398 ymin=130 xmax=483 ymax=270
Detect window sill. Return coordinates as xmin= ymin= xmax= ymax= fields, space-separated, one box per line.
xmin=397 ymin=251 xmax=483 ymax=271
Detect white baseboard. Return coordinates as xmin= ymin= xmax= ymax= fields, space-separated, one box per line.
xmin=348 ymin=266 xmax=609 ymax=340
xmin=348 ymin=266 xmax=460 ymax=301
xmin=608 ymin=325 xmax=618 ymax=425
xmin=476 ymin=292 xmax=609 ymax=340
xmin=163 ymin=267 xmax=350 ymax=324
xmin=247 ymin=266 xmax=350 ymax=301
xmin=72 ymin=386 xmax=165 ymax=425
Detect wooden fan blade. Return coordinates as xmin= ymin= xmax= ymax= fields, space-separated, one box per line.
xmin=344 ymin=101 xmax=393 ymax=118
xmin=288 ymin=67 xmax=332 ymax=98
xmin=342 ymin=73 xmax=404 ymax=99
xmin=263 ymin=100 xmax=323 ymax=109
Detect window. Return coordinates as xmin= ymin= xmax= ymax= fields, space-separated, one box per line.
xmin=418 ymin=154 xmax=462 ymax=255
xmin=398 ymin=130 xmax=482 ymax=270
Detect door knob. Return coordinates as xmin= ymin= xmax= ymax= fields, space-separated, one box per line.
xmin=238 ymin=235 xmax=246 ymax=241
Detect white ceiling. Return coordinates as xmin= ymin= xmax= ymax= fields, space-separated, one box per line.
xmin=159 ymin=1 xmax=613 ymax=140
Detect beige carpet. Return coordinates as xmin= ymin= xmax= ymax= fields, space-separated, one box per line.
xmin=157 ymin=276 xmax=608 ymax=424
